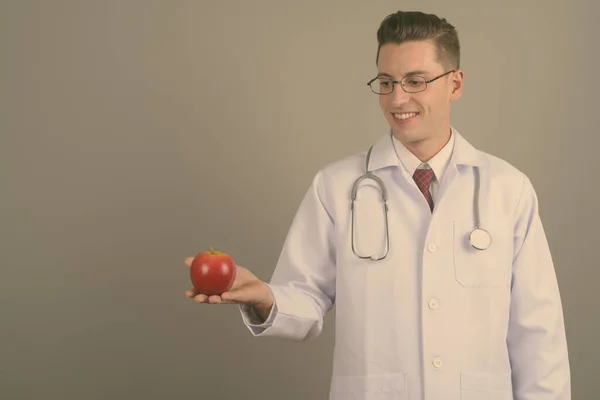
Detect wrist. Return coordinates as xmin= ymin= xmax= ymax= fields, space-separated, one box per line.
xmin=254 ymin=283 xmax=274 ymax=320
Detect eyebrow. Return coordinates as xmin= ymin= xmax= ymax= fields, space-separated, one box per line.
xmin=377 ymin=70 xmax=430 ymax=78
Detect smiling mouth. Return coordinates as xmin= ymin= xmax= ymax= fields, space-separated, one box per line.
xmin=393 ymin=112 xmax=420 ymax=120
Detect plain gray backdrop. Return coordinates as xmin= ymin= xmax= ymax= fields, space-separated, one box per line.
xmin=1 ymin=0 xmax=598 ymax=399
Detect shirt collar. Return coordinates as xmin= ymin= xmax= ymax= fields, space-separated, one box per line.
xmin=392 ymin=130 xmax=454 ymax=181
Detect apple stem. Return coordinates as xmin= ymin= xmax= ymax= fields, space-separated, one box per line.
xmin=210 ymin=245 xmax=215 ymax=254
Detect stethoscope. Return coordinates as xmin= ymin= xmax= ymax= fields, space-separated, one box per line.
xmin=350 ymin=137 xmax=492 ymax=261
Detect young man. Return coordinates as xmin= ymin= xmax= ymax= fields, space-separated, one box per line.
xmin=186 ymin=10 xmax=571 ymax=400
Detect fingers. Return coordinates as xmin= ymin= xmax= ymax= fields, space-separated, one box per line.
xmin=184 ymin=257 xmax=194 ymax=268
xmin=220 ymin=291 xmax=236 ymax=302
xmin=184 ymin=288 xmax=207 ymax=302
xmin=208 ymin=295 xmax=223 ymax=303
xmin=185 ymin=288 xmax=238 ymax=304
xmin=185 ymin=288 xmax=207 ymax=302
xmin=194 ymin=294 xmax=209 ymax=303
xmin=205 ymin=293 xmax=240 ymax=304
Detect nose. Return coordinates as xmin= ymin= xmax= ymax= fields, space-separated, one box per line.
xmin=389 ymin=84 xmax=411 ymax=107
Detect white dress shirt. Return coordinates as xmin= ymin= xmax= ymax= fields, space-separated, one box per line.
xmin=391 ymin=130 xmax=455 ymax=205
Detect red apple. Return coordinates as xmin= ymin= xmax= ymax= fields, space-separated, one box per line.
xmin=190 ymin=246 xmax=237 ymax=295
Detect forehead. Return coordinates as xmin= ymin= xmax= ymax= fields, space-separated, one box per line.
xmin=377 ymin=40 xmax=443 ymax=77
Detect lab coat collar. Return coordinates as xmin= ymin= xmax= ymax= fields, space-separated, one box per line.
xmin=366 ymin=126 xmax=489 ymax=172
xmin=450 ymin=127 xmax=490 ymax=169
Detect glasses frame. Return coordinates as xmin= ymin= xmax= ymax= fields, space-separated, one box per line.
xmin=367 ymin=70 xmax=456 ymax=95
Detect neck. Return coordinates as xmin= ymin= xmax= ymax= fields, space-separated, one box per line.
xmin=399 ymin=127 xmax=452 ymax=163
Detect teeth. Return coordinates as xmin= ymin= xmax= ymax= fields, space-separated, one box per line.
xmin=394 ymin=112 xmax=418 ymax=120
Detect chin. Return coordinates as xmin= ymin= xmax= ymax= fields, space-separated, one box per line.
xmin=391 ymin=127 xmax=424 ymax=144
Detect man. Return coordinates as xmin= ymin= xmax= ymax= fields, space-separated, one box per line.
xmin=185 ymin=10 xmax=571 ymax=400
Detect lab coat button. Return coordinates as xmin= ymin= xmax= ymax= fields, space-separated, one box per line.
xmin=433 ymin=357 xmax=444 ymax=368
xmin=427 ymin=243 xmax=437 ymax=252
xmin=428 ymin=299 xmax=439 ymax=309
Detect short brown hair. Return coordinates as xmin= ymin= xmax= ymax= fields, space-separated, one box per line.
xmin=376 ymin=11 xmax=460 ymax=70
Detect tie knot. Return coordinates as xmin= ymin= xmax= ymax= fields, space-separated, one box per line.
xmin=413 ymin=168 xmax=434 ymax=192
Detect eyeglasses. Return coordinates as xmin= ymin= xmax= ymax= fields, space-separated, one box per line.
xmin=367 ymin=70 xmax=455 ymax=95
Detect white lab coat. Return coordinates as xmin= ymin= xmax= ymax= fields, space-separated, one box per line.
xmin=239 ymin=127 xmax=571 ymax=400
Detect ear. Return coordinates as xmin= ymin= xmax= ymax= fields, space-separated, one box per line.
xmin=449 ymin=69 xmax=464 ymax=101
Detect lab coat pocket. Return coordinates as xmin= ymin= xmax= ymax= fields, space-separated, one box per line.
xmin=460 ymin=371 xmax=513 ymax=400
xmin=331 ymin=373 xmax=408 ymax=400
xmin=453 ymin=220 xmax=511 ymax=288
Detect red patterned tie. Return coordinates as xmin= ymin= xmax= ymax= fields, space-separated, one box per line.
xmin=413 ymin=168 xmax=434 ymax=211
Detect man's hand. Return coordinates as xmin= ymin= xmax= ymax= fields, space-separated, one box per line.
xmin=184 ymin=257 xmax=274 ymax=318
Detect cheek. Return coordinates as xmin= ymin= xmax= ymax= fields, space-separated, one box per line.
xmin=419 ymin=94 xmax=444 ymax=115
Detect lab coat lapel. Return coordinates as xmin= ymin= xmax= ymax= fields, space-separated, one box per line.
xmin=436 ymin=128 xmax=490 ymax=207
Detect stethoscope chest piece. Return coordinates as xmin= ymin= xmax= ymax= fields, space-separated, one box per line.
xmin=469 ymin=228 xmax=492 ymax=250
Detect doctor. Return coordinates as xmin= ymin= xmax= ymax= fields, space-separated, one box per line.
xmin=185 ymin=10 xmax=570 ymax=400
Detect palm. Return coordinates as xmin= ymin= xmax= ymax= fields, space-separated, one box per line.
xmin=228 ymin=266 xmax=258 ymax=291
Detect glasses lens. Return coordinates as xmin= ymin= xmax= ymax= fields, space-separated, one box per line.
xmin=401 ymin=76 xmax=426 ymax=93
xmin=371 ymin=78 xmax=394 ymax=94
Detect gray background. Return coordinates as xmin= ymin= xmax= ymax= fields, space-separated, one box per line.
xmin=1 ymin=0 xmax=598 ymax=399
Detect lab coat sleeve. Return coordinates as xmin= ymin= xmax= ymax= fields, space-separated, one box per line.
xmin=238 ymin=170 xmax=336 ymax=341
xmin=506 ymin=173 xmax=571 ymax=399
xmin=238 ymin=297 xmax=278 ymax=334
